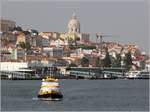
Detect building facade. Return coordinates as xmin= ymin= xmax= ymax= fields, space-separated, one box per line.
xmin=0 ymin=19 xmax=16 ymax=32
xmin=43 ymin=47 xmax=63 ymax=58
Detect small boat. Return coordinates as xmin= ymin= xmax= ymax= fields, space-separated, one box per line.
xmin=126 ymin=70 xmax=150 ymax=79
xmin=136 ymin=71 xmax=150 ymax=79
xmin=37 ymin=76 xmax=63 ymax=100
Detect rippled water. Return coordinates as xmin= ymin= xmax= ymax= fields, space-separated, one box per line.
xmin=1 ymin=79 xmax=149 ymax=111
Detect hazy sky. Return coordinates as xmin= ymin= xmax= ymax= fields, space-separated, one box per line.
xmin=1 ymin=0 xmax=149 ymax=52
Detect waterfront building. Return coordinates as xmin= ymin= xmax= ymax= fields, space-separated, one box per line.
xmin=28 ymin=58 xmax=56 ymax=68
xmin=0 ymin=62 xmax=29 ymax=71
xmin=0 ymin=44 xmax=17 ymax=61
xmin=7 ymin=45 xmax=17 ymax=60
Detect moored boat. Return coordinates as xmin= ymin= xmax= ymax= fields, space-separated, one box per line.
xmin=37 ymin=76 xmax=63 ymax=100
xmin=126 ymin=70 xmax=150 ymax=79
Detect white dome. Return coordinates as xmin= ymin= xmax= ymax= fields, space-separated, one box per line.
xmin=68 ymin=19 xmax=80 ymax=28
xmin=68 ymin=13 xmax=80 ymax=34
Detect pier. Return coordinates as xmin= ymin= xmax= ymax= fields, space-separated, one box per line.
xmin=0 ymin=71 xmax=34 ymax=80
xmin=67 ymin=67 xmax=126 ymax=79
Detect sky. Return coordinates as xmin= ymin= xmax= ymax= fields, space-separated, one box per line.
xmin=1 ymin=0 xmax=149 ymax=53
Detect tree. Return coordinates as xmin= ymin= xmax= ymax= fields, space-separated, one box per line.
xmin=19 ymin=42 xmax=31 ymax=51
xmin=96 ymin=57 xmax=104 ymax=67
xmin=116 ymin=53 xmax=121 ymax=67
xmin=124 ymin=52 xmax=132 ymax=71
xmin=74 ymin=34 xmax=80 ymax=46
xmin=25 ymin=42 xmax=31 ymax=51
xmin=13 ymin=26 xmax=23 ymax=31
xmin=96 ymin=57 xmax=100 ymax=67
xmin=69 ymin=63 xmax=77 ymax=67
xmin=112 ymin=54 xmax=121 ymax=67
xmin=103 ymin=51 xmax=111 ymax=67
xmin=69 ymin=44 xmax=76 ymax=50
xmin=111 ymin=57 xmax=116 ymax=67
xmin=76 ymin=37 xmax=80 ymax=41
xmin=81 ymin=57 xmax=89 ymax=67
xmin=19 ymin=42 xmax=31 ymax=61
xmin=23 ymin=31 xmax=31 ymax=35
xmin=30 ymin=29 xmax=38 ymax=36
xmin=19 ymin=42 xmax=26 ymax=49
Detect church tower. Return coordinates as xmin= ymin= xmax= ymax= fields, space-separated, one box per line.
xmin=68 ymin=13 xmax=80 ymax=34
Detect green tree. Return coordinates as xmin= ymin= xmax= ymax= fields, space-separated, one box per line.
xmin=96 ymin=57 xmax=104 ymax=67
xmin=23 ymin=31 xmax=31 ymax=35
xmin=69 ymin=44 xmax=76 ymax=50
xmin=30 ymin=29 xmax=38 ymax=35
xmin=19 ymin=42 xmax=26 ymax=49
xmin=116 ymin=53 xmax=121 ymax=67
xmin=19 ymin=42 xmax=31 ymax=61
xmin=96 ymin=57 xmax=100 ymax=67
xmin=19 ymin=42 xmax=31 ymax=51
xmin=112 ymin=54 xmax=121 ymax=67
xmin=78 ymin=44 xmax=96 ymax=50
xmin=111 ymin=57 xmax=116 ymax=67
xmin=69 ymin=63 xmax=77 ymax=67
xmin=13 ymin=26 xmax=23 ymax=31
xmin=81 ymin=57 xmax=89 ymax=67
xmin=124 ymin=52 xmax=132 ymax=71
xmin=103 ymin=51 xmax=111 ymax=67
xmin=25 ymin=42 xmax=31 ymax=51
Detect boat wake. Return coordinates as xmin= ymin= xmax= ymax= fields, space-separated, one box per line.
xmin=32 ymin=97 xmax=62 ymax=101
xmin=32 ymin=97 xmax=39 ymax=101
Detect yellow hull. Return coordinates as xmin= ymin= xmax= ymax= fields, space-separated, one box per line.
xmin=41 ymin=85 xmax=60 ymax=88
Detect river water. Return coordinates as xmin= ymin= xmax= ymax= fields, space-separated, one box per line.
xmin=1 ymin=79 xmax=149 ymax=111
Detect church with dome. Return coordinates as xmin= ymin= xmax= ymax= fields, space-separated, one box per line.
xmin=40 ymin=13 xmax=90 ymax=47
xmin=59 ymin=12 xmax=90 ymax=46
xmin=68 ymin=13 xmax=80 ymax=35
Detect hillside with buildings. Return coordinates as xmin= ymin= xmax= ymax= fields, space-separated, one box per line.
xmin=0 ymin=14 xmax=149 ymax=78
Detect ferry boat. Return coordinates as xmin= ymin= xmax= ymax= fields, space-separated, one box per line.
xmin=126 ymin=70 xmax=150 ymax=79
xmin=37 ymin=76 xmax=63 ymax=100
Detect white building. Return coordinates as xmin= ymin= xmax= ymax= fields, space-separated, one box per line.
xmin=0 ymin=62 xmax=29 ymax=71
xmin=43 ymin=47 xmax=63 ymax=58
